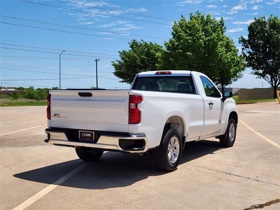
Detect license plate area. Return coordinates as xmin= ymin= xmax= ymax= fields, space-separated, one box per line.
xmin=79 ymin=130 xmax=95 ymax=141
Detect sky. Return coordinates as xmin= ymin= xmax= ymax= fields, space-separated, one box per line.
xmin=0 ymin=0 xmax=279 ymax=89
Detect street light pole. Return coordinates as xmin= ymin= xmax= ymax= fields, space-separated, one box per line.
xmin=59 ymin=50 xmax=66 ymax=89
xmin=95 ymin=59 xmax=100 ymax=89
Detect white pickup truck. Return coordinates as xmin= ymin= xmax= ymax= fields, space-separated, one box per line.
xmin=45 ymin=70 xmax=238 ymax=171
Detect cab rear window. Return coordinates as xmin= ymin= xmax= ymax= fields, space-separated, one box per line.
xmin=132 ymin=76 xmax=196 ymax=94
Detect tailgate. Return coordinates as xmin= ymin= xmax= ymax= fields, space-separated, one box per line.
xmin=49 ymin=90 xmax=129 ymax=132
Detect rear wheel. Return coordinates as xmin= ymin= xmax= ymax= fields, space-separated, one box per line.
xmin=219 ymin=118 xmax=237 ymax=147
xmin=155 ymin=128 xmax=182 ymax=172
xmin=75 ymin=147 xmax=103 ymax=161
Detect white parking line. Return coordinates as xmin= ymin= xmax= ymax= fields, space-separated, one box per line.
xmin=239 ymin=119 xmax=280 ymax=149
xmin=0 ymin=126 xmax=42 ymax=137
xmin=13 ymin=162 xmax=89 ymax=210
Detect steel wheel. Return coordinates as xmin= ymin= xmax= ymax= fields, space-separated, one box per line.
xmin=155 ymin=128 xmax=182 ymax=171
xmin=219 ymin=118 xmax=237 ymax=147
xmin=228 ymin=122 xmax=236 ymax=143
xmin=168 ymin=136 xmax=180 ymax=164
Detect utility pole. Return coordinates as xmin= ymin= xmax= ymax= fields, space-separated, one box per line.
xmin=59 ymin=50 xmax=66 ymax=89
xmin=95 ymin=59 xmax=100 ymax=89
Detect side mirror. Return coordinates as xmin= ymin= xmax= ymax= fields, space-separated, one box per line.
xmin=222 ymin=91 xmax=232 ymax=102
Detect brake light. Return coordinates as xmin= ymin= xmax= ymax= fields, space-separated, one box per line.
xmin=47 ymin=94 xmax=51 ymax=120
xmin=155 ymin=71 xmax=172 ymax=75
xmin=129 ymin=95 xmax=142 ymax=124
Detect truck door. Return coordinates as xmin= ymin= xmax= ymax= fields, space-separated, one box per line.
xmin=199 ymin=76 xmax=224 ymax=136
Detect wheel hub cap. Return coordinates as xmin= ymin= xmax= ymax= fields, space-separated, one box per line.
xmin=229 ymin=123 xmax=235 ymax=142
xmin=168 ymin=136 xmax=180 ymax=164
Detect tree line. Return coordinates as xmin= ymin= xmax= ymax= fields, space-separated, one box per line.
xmin=2 ymin=87 xmax=51 ymax=101
xmin=112 ymin=12 xmax=280 ymax=98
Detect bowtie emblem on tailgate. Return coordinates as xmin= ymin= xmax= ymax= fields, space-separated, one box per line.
xmin=53 ymin=113 xmax=68 ymax=118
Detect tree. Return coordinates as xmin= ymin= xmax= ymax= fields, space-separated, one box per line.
xmin=112 ymin=39 xmax=164 ymax=84
xmin=160 ymin=12 xmax=245 ymax=93
xmin=23 ymin=86 xmax=49 ymax=100
xmin=239 ymin=16 xmax=280 ymax=98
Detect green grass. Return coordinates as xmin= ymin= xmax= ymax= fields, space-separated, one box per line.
xmin=233 ymin=95 xmax=276 ymax=104
xmin=0 ymin=96 xmax=276 ymax=106
xmin=0 ymin=99 xmax=47 ymax=106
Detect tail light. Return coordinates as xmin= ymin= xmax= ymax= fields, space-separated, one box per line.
xmin=129 ymin=95 xmax=142 ymax=124
xmin=155 ymin=71 xmax=172 ymax=75
xmin=47 ymin=94 xmax=51 ymax=120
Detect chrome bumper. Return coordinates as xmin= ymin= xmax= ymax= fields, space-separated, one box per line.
xmin=45 ymin=130 xmax=148 ymax=153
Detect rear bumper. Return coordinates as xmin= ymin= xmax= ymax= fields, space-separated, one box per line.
xmin=45 ymin=128 xmax=148 ymax=153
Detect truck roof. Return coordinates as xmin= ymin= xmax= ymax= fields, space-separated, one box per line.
xmin=137 ymin=70 xmax=196 ymax=77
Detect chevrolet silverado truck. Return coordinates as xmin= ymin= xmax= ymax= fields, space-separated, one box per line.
xmin=45 ymin=70 xmax=238 ymax=171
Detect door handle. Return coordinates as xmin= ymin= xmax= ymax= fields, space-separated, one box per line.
xmin=209 ymin=102 xmax=214 ymax=106
xmin=78 ymin=92 xmax=92 ymax=97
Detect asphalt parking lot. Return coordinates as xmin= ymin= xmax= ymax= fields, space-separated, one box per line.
xmin=0 ymin=102 xmax=279 ymax=210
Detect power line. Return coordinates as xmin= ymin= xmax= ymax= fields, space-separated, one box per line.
xmin=0 ymin=42 xmax=118 ymax=57
xmin=1 ymin=20 xmax=164 ymax=50
xmin=0 ymin=46 xmax=59 ymax=55
xmin=1 ymin=76 xmax=91 ymax=81
xmin=0 ymin=66 xmax=121 ymax=81
xmin=18 ymin=0 xmax=172 ymax=26
xmin=0 ymin=63 xmax=57 ymax=71
xmin=0 ymin=54 xmax=115 ymax=60
xmin=1 ymin=75 xmax=120 ymax=82
xmin=0 ymin=55 xmax=90 ymax=59
xmin=1 ymin=63 xmax=56 ymax=70
xmin=1 ymin=67 xmax=59 ymax=75
xmin=1 ymin=67 xmax=93 ymax=77
xmin=1 ymin=15 xmax=165 ymax=40
xmin=0 ymin=21 xmax=130 ymax=41
xmin=0 ymin=44 xmax=119 ymax=59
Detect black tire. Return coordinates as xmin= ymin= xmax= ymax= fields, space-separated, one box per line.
xmin=75 ymin=147 xmax=103 ymax=161
xmin=155 ymin=128 xmax=182 ymax=172
xmin=219 ymin=118 xmax=237 ymax=147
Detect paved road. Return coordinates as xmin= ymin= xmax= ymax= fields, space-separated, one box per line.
xmin=0 ymin=103 xmax=279 ymax=210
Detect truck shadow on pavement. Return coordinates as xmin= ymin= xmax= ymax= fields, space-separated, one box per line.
xmin=14 ymin=140 xmax=221 ymax=189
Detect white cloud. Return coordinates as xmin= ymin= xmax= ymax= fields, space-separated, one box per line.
xmin=112 ymin=25 xmax=137 ymax=32
xmin=207 ymin=4 xmax=218 ymax=8
xmin=232 ymin=5 xmax=246 ymax=10
xmin=177 ymin=0 xmax=203 ymax=6
xmin=252 ymin=5 xmax=262 ymax=10
xmin=228 ymin=3 xmax=247 ymax=14
xmin=129 ymin=8 xmax=148 ymax=13
xmin=67 ymin=0 xmax=147 ymax=19
xmin=266 ymin=0 xmax=280 ymax=5
xmin=67 ymin=0 xmax=115 ymax=9
xmin=98 ymin=21 xmax=142 ymax=35
xmin=80 ymin=21 xmax=94 ymax=25
xmin=227 ymin=28 xmax=244 ymax=33
xmin=248 ymin=0 xmax=263 ymax=3
xmin=233 ymin=20 xmax=254 ymax=25
xmin=99 ymin=31 xmax=112 ymax=35
xmin=98 ymin=23 xmax=117 ymax=28
xmin=112 ymin=21 xmax=142 ymax=32
xmin=65 ymin=0 xmax=147 ymax=35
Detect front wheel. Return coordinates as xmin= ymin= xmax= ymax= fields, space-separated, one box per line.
xmin=155 ymin=128 xmax=182 ymax=172
xmin=75 ymin=147 xmax=103 ymax=161
xmin=219 ymin=118 xmax=237 ymax=147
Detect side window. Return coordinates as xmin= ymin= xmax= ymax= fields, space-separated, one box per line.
xmin=200 ymin=76 xmax=221 ymax=98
